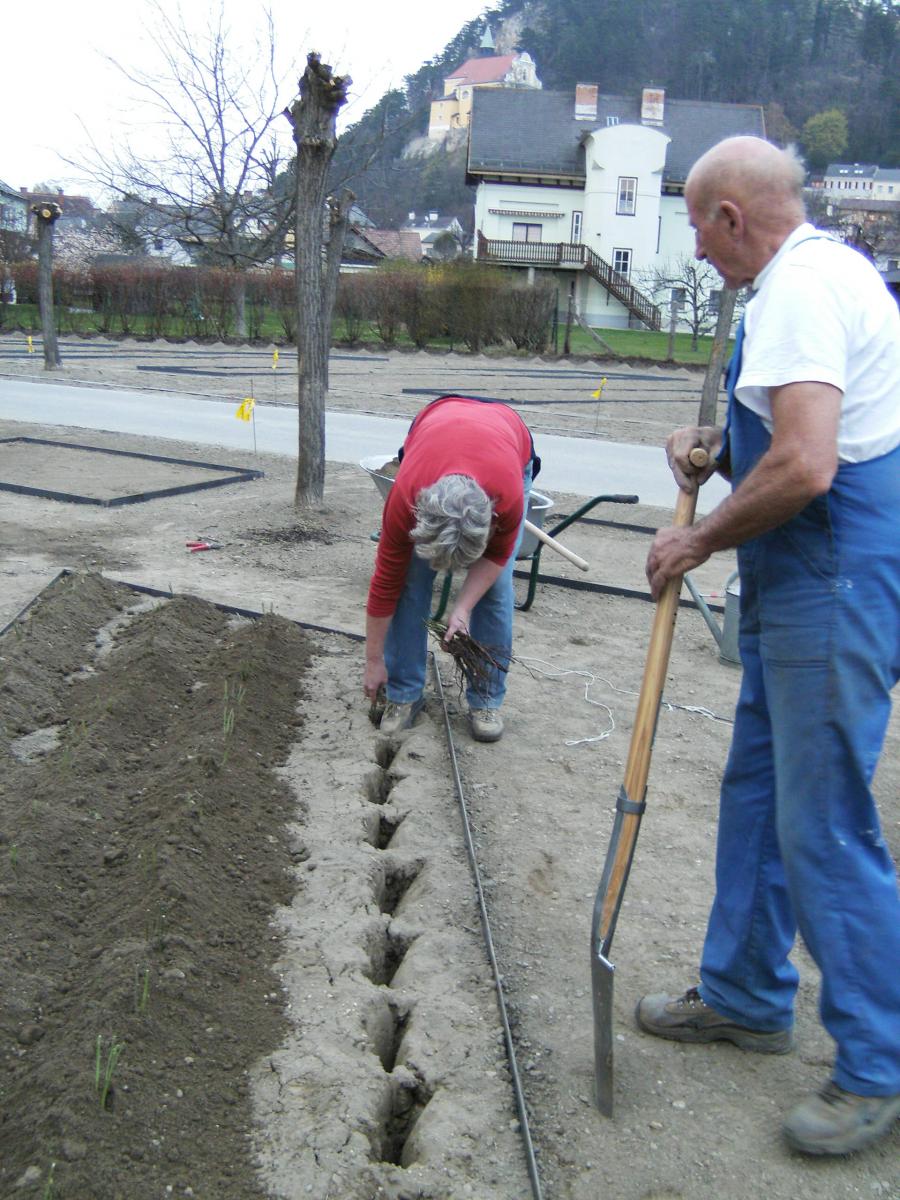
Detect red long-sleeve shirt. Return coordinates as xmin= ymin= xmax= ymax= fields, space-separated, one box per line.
xmin=366 ymin=397 xmax=534 ymax=618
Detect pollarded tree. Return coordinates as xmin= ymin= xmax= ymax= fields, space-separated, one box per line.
xmin=73 ymin=2 xmax=294 ymax=336
xmin=286 ymin=54 xmax=352 ymax=507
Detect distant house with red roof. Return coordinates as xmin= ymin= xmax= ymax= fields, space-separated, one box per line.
xmin=428 ymin=25 xmax=541 ymax=140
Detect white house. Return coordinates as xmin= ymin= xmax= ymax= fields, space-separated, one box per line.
xmin=0 ymin=178 xmax=29 ymax=235
xmin=822 ymin=162 xmax=900 ymax=201
xmin=467 ymin=84 xmax=766 ymax=328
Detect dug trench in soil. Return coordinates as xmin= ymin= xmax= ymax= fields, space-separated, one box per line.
xmin=0 ymin=572 xmax=313 ymax=1198
xmin=0 ymin=571 xmax=533 ymax=1200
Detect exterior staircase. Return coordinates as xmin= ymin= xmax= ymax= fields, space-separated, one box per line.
xmin=476 ymin=232 xmax=662 ymax=331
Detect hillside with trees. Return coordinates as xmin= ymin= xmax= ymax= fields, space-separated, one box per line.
xmin=330 ymin=0 xmax=899 ymax=227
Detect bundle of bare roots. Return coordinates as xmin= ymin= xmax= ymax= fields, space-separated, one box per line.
xmin=426 ymin=619 xmax=509 ymax=699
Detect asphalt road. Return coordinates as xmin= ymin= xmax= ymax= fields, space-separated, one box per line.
xmin=0 ymin=377 xmax=730 ymax=512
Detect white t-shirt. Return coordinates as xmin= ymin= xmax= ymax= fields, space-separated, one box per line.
xmin=736 ymin=222 xmax=900 ymax=463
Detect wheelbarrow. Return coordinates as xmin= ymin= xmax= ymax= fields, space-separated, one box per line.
xmin=360 ymin=453 xmax=564 ymax=617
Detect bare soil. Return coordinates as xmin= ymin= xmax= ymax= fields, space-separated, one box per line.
xmin=0 ymin=335 xmax=897 ymax=1200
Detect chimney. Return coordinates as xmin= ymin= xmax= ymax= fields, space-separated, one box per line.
xmin=641 ymin=87 xmax=665 ymax=125
xmin=575 ymin=84 xmax=598 ymax=122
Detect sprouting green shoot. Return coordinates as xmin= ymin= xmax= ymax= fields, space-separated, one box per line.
xmin=134 ymin=965 xmax=151 ymax=1015
xmin=95 ymin=1035 xmax=125 ymax=1110
xmin=42 ymin=1161 xmax=56 ymax=1200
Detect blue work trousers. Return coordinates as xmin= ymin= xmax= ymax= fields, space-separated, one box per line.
xmin=384 ymin=464 xmax=532 ymax=709
xmin=699 ymin=402 xmax=900 ymax=1096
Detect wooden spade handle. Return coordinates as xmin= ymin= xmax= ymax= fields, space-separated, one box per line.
xmin=523 ymin=519 xmax=589 ymax=572
xmin=598 ymin=482 xmax=699 ymax=944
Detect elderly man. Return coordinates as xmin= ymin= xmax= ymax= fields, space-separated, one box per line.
xmin=638 ymin=136 xmax=900 ymax=1156
xmin=363 ymin=394 xmax=538 ymax=741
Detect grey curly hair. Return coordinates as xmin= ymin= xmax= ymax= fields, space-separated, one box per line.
xmin=410 ymin=474 xmax=494 ymax=573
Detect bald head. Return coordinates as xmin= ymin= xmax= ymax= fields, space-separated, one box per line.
xmin=686 ymin=136 xmax=806 ymax=233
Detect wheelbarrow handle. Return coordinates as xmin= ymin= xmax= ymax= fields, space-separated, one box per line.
xmin=523 ymin=519 xmax=589 ymax=572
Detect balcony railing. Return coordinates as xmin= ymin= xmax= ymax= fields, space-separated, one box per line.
xmin=476 ymin=232 xmax=661 ymax=330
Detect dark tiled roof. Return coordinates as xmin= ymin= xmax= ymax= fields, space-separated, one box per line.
xmin=468 ymin=89 xmax=766 ymax=184
xmin=366 ymin=230 xmax=423 ymax=261
xmin=825 ymin=163 xmax=878 ymax=178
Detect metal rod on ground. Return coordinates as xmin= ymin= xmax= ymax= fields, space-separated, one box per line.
xmin=431 ymin=656 xmax=545 ymax=1200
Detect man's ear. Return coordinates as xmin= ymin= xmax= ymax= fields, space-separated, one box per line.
xmin=720 ymin=200 xmax=743 ymax=237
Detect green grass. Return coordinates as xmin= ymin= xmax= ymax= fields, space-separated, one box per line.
xmin=1 ymin=304 xmax=730 ymax=366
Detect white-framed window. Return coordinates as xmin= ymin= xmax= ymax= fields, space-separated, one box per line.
xmin=606 ymin=115 xmax=619 ymax=126
xmin=571 ymin=210 xmax=583 ymax=242
xmin=708 ymin=288 xmax=722 ymax=316
xmin=512 ymin=222 xmax=542 ymax=242
xmin=617 ymin=177 xmax=637 ymax=215
xmin=613 ymin=247 xmax=632 ymax=277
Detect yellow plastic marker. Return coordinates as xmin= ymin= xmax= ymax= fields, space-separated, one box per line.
xmin=235 ymin=397 xmax=255 ymax=421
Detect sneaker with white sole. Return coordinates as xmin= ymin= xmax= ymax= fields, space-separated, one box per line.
xmin=379 ymin=698 xmax=424 ymax=735
xmin=635 ymin=987 xmax=792 ymax=1053
xmin=783 ymin=1080 xmax=900 ymax=1156
xmin=469 ymin=707 xmax=504 ymax=742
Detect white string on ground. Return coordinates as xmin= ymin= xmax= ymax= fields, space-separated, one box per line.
xmin=514 ymin=656 xmax=733 ymax=747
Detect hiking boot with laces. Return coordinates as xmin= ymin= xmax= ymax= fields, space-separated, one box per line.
xmin=379 ymin=698 xmax=424 ymax=735
xmin=469 ymin=707 xmax=504 ymax=742
xmin=783 ymin=1080 xmax=900 ymax=1156
xmin=636 ymin=987 xmax=792 ymax=1053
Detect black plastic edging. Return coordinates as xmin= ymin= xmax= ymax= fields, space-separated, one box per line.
xmin=0 ymin=570 xmax=365 ymax=644
xmin=0 ymin=437 xmax=263 ymax=508
xmin=514 ymin=568 xmax=725 ymax=613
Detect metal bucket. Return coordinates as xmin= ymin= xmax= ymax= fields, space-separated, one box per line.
xmin=359 ymin=456 xmax=554 ymax=558
xmin=719 ymin=573 xmax=741 ymax=666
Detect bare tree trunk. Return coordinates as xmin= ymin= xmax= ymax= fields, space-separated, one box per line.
xmin=32 ymin=203 xmax=62 ymax=370
xmin=666 ymin=296 xmax=678 ymax=360
xmin=698 ymin=288 xmax=738 ymax=426
xmin=287 ymin=54 xmax=350 ymax=507
xmin=233 ymin=273 xmax=247 ymax=339
xmin=321 ymin=189 xmax=355 ymax=374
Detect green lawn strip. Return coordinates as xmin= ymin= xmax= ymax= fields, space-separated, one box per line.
xmin=1 ymin=305 xmax=731 ymax=366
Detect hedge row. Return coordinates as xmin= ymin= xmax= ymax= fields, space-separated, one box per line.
xmin=335 ymin=261 xmax=556 ymax=352
xmin=1 ymin=259 xmax=556 ymax=350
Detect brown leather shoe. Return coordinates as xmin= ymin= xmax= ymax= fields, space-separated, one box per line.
xmin=784 ymin=1080 xmax=900 ymax=1155
xmin=636 ymin=987 xmax=792 ymax=1053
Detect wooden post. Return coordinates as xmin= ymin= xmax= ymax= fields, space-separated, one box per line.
xmin=697 ymin=288 xmax=737 ymax=426
xmin=31 ymin=202 xmax=62 ymax=370
xmin=563 ymin=282 xmax=575 ymax=355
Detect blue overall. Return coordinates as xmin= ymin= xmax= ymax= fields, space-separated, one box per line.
xmin=698 ymin=324 xmax=900 ymax=1096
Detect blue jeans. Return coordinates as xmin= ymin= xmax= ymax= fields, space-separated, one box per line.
xmin=699 ymin=409 xmax=900 ymax=1095
xmin=384 ymin=464 xmax=532 ymax=709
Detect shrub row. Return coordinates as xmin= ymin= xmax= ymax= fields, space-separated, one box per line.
xmin=1 ymin=259 xmax=556 ymax=351
xmin=336 ymin=261 xmax=556 ymax=352
xmin=3 ymin=261 xmax=296 ymax=340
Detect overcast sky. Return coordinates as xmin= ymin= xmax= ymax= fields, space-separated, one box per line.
xmin=5 ymin=0 xmax=490 ymax=197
